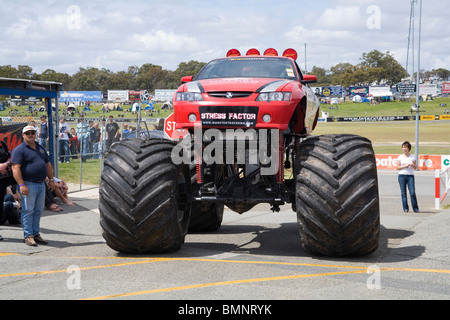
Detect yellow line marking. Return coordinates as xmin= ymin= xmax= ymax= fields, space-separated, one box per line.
xmin=66 ymin=256 xmax=368 ymax=270
xmin=83 ymin=270 xmax=368 ymax=300
xmin=0 ymin=258 xmax=165 ymax=278
xmin=380 ymin=267 xmax=450 ymax=274
xmin=1 ymin=254 xmax=449 ymax=300
xmin=0 ymin=253 xmax=20 ymax=257
xmin=66 ymin=256 xmax=450 ymax=274
xmin=2 ymin=255 xmax=449 ymax=278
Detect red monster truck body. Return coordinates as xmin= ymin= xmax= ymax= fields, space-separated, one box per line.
xmin=100 ymin=48 xmax=380 ymax=257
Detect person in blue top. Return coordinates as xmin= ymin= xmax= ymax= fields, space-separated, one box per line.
xmin=11 ymin=126 xmax=56 ymax=246
xmin=39 ymin=115 xmax=49 ymax=151
xmin=121 ymin=123 xmax=130 ymax=139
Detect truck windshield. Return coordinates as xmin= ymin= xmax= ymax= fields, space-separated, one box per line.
xmin=195 ymin=57 xmax=299 ymax=81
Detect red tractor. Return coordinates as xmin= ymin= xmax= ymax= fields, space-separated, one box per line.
xmin=99 ymin=48 xmax=380 ymax=257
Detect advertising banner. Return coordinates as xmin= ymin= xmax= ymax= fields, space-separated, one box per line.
xmin=396 ymin=84 xmax=416 ymax=94
xmin=59 ymin=91 xmax=102 ymax=102
xmin=336 ymin=116 xmax=410 ymax=122
xmin=348 ymin=86 xmax=369 ymax=97
xmin=369 ymin=86 xmax=393 ymax=97
xmin=419 ymin=84 xmax=438 ymax=96
xmin=376 ymin=154 xmax=442 ymax=171
xmin=108 ymin=90 xmax=129 ymax=102
xmin=154 ymin=89 xmax=177 ymax=101
xmin=442 ymin=156 xmax=450 ymax=171
xmin=442 ymin=82 xmax=450 ymax=94
xmin=321 ymin=86 xmax=343 ymax=97
xmin=129 ymin=90 xmax=145 ymax=101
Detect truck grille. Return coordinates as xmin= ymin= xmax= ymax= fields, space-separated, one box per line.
xmin=208 ymin=91 xmax=253 ymax=99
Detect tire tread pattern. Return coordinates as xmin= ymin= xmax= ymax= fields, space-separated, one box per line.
xmin=99 ymin=138 xmax=188 ymax=253
xmin=296 ymin=134 xmax=380 ymax=257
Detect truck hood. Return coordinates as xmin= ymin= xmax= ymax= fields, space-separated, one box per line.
xmin=185 ymin=78 xmax=293 ymax=93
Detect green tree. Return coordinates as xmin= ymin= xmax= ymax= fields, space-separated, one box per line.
xmin=135 ymin=64 xmax=166 ymax=92
xmin=175 ymin=60 xmax=206 ymax=78
xmin=105 ymin=71 xmax=134 ymax=90
xmin=308 ymin=66 xmax=329 ymax=86
xmin=432 ymin=68 xmax=450 ymax=80
xmin=71 ymin=67 xmax=111 ymax=91
xmin=0 ymin=65 xmax=35 ymax=79
xmin=329 ymin=63 xmax=353 ymax=85
xmin=360 ymin=50 xmax=408 ymax=85
xmin=39 ymin=69 xmax=72 ymax=88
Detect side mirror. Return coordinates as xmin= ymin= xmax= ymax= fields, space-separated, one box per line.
xmin=181 ymin=76 xmax=193 ymax=83
xmin=301 ymin=75 xmax=317 ymax=84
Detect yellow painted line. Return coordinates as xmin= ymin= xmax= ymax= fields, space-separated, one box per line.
xmin=381 ymin=267 xmax=450 ymax=274
xmin=83 ymin=269 xmax=368 ymax=300
xmin=3 ymin=254 xmax=450 ymax=277
xmin=0 ymin=253 xmax=20 ymax=257
xmin=67 ymin=256 xmax=368 ymax=270
xmin=67 ymin=256 xmax=450 ymax=274
xmin=0 ymin=258 xmax=165 ymax=278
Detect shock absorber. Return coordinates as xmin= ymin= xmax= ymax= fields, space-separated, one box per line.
xmin=277 ymin=131 xmax=284 ymax=184
xmin=195 ymin=139 xmax=203 ymax=184
xmin=194 ymin=123 xmax=203 ymax=184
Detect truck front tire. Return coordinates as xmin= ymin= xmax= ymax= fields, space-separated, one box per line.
xmin=99 ymin=139 xmax=191 ymax=254
xmin=295 ymin=134 xmax=380 ymax=257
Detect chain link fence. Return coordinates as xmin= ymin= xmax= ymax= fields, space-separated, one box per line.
xmin=1 ymin=114 xmax=165 ymax=192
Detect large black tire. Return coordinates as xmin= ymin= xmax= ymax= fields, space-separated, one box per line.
xmin=189 ymin=203 xmax=224 ymax=232
xmin=99 ymin=138 xmax=191 ymax=254
xmin=295 ymin=134 xmax=380 ymax=257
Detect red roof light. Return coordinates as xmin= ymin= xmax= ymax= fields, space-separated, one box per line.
xmin=246 ymin=48 xmax=261 ymax=56
xmin=264 ymin=48 xmax=278 ymax=56
xmin=282 ymin=48 xmax=298 ymax=60
xmin=226 ymin=49 xmax=241 ymax=57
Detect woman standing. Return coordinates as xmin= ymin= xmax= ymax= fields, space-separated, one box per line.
xmin=396 ymin=141 xmax=420 ymax=213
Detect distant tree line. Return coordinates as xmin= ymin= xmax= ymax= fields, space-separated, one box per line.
xmin=1 ymin=50 xmax=449 ymax=92
xmin=309 ymin=50 xmax=450 ymax=87
xmin=0 ymin=60 xmax=207 ymax=93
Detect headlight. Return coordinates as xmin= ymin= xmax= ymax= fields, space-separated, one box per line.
xmin=188 ymin=113 xmax=197 ymax=122
xmin=262 ymin=114 xmax=272 ymax=123
xmin=176 ymin=92 xmax=204 ymax=102
xmin=256 ymin=92 xmax=291 ymax=102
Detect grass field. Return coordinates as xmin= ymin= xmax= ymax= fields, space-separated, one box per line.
xmin=314 ymin=121 xmax=450 ymax=155
xmin=319 ymin=96 xmax=450 ymax=118
xmin=1 ymin=96 xmax=449 ymax=119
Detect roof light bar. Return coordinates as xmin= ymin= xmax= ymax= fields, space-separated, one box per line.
xmin=246 ymin=48 xmax=261 ymax=56
xmin=264 ymin=48 xmax=278 ymax=56
xmin=226 ymin=48 xmax=298 ymax=60
xmin=226 ymin=49 xmax=241 ymax=57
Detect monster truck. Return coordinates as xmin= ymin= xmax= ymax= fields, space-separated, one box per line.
xmin=99 ymin=48 xmax=380 ymax=257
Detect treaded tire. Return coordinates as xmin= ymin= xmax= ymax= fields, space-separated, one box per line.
xmin=295 ymin=134 xmax=380 ymax=257
xmin=189 ymin=203 xmax=224 ymax=232
xmin=99 ymin=138 xmax=191 ymax=254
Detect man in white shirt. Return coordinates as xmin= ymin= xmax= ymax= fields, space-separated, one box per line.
xmin=59 ymin=117 xmax=71 ymax=163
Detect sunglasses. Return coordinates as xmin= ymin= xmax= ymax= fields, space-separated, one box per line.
xmin=24 ymin=131 xmax=36 ymax=136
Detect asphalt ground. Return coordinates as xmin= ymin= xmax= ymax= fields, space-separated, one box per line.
xmin=0 ymin=170 xmax=449 ymax=305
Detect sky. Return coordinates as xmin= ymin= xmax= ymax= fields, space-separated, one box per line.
xmin=0 ymin=0 xmax=448 ymax=76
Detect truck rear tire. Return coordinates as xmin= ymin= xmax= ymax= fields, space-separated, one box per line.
xmin=189 ymin=203 xmax=224 ymax=232
xmin=99 ymin=138 xmax=191 ymax=254
xmin=295 ymin=134 xmax=380 ymax=257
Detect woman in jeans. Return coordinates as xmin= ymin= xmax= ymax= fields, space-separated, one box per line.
xmin=396 ymin=141 xmax=419 ymax=213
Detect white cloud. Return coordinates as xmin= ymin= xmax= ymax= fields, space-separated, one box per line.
xmin=132 ymin=30 xmax=202 ymax=52
xmin=316 ymin=6 xmax=364 ymax=30
xmin=0 ymin=0 xmax=448 ymax=75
